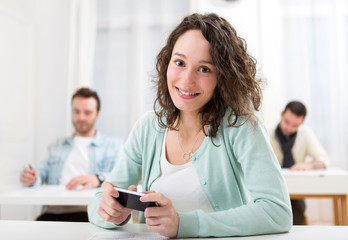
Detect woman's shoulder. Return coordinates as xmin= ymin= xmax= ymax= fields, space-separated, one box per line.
xmin=133 ymin=111 xmax=164 ymax=132
xmin=221 ymin=108 xmax=261 ymax=126
xmin=219 ymin=109 xmax=265 ymax=136
xmin=139 ymin=110 xmax=156 ymax=122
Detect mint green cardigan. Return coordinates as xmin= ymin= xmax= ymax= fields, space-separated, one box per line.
xmin=88 ymin=111 xmax=292 ymax=238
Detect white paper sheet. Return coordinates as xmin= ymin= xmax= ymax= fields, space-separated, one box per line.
xmin=88 ymin=231 xmax=176 ymax=240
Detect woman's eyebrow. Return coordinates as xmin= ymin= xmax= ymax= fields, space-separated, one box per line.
xmin=173 ymin=52 xmax=213 ymax=65
xmin=173 ymin=52 xmax=186 ymax=58
xmin=199 ymin=60 xmax=213 ymax=65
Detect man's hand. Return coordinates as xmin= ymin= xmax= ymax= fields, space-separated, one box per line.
xmin=97 ymin=182 xmax=134 ymax=225
xmin=290 ymin=160 xmax=326 ymax=171
xmin=20 ymin=168 xmax=39 ymax=186
xmin=65 ymin=175 xmax=100 ymax=190
xmin=290 ymin=162 xmax=314 ymax=171
xmin=140 ymin=191 xmax=179 ymax=238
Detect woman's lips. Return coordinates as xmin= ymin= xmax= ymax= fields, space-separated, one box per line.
xmin=176 ymin=87 xmax=200 ymax=99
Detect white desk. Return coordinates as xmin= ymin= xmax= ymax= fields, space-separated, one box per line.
xmin=2 ymin=171 xmax=348 ymax=225
xmin=1 ymin=221 xmax=348 ymax=240
xmin=0 ymin=185 xmax=98 ymax=205
xmin=282 ymin=169 xmax=348 ymax=225
xmin=0 ymin=185 xmax=99 ymax=220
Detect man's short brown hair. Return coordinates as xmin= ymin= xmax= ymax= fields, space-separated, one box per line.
xmin=72 ymin=87 xmax=101 ymax=111
xmin=284 ymin=101 xmax=306 ymax=117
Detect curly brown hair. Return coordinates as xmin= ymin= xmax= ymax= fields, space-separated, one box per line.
xmin=154 ymin=13 xmax=263 ymax=138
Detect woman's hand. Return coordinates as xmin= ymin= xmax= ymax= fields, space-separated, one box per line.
xmin=97 ymin=182 xmax=136 ymax=225
xmin=140 ymin=191 xmax=179 ymax=238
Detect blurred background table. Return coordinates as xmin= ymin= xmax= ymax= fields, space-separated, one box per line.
xmin=282 ymin=169 xmax=348 ymax=225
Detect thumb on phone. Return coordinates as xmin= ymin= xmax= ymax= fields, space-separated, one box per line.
xmin=127 ymin=185 xmax=137 ymax=192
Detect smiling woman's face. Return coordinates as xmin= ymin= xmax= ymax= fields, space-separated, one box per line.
xmin=166 ymin=30 xmax=218 ymax=114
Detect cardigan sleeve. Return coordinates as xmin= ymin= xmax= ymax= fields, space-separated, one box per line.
xmin=88 ymin=116 xmax=145 ymax=228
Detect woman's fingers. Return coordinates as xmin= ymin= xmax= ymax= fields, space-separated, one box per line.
xmin=99 ymin=197 xmax=123 ymax=217
xmin=97 ymin=204 xmax=116 ymax=222
xmin=97 ymin=182 xmax=133 ymax=225
xmin=102 ymin=182 xmax=119 ymax=197
xmin=139 ymin=192 xmax=179 ymax=238
xmin=101 ymin=190 xmax=124 ymax=212
xmin=140 ymin=192 xmax=170 ymax=208
xmin=128 ymin=185 xmax=137 ymax=192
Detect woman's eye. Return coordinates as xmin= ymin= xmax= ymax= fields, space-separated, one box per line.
xmin=175 ymin=60 xmax=184 ymax=67
xmin=199 ymin=66 xmax=210 ymax=73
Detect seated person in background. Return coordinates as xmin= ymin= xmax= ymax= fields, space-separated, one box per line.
xmin=88 ymin=13 xmax=292 ymax=238
xmin=269 ymin=100 xmax=330 ymax=225
xmin=20 ymin=87 xmax=123 ymax=222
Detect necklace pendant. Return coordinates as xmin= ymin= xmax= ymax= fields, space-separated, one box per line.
xmin=183 ymin=152 xmax=192 ymax=161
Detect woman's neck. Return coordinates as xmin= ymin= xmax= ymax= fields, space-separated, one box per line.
xmin=177 ymin=112 xmax=202 ymax=136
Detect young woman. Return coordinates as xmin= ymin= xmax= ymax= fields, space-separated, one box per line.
xmin=88 ymin=13 xmax=292 ymax=238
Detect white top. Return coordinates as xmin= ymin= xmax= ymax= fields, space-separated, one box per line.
xmin=47 ymin=136 xmax=93 ymax=213
xmin=150 ymin=129 xmax=213 ymax=213
xmin=59 ymin=136 xmax=93 ymax=185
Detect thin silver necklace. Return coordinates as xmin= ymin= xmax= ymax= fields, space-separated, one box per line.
xmin=177 ymin=129 xmax=202 ymax=161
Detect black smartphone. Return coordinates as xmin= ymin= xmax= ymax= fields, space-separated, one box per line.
xmin=114 ymin=187 xmax=158 ymax=212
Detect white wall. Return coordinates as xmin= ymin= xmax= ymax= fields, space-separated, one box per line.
xmin=193 ymin=0 xmax=261 ymax=64
xmin=0 ymin=0 xmax=71 ymax=220
xmin=33 ymin=0 xmax=71 ymax=164
xmin=0 ymin=0 xmax=36 ymax=191
xmin=93 ymin=0 xmax=190 ymax=140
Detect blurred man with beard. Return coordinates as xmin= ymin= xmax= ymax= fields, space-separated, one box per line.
xmin=20 ymin=87 xmax=122 ymax=222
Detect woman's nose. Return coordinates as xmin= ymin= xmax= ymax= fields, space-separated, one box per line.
xmin=182 ymin=68 xmax=196 ymax=85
